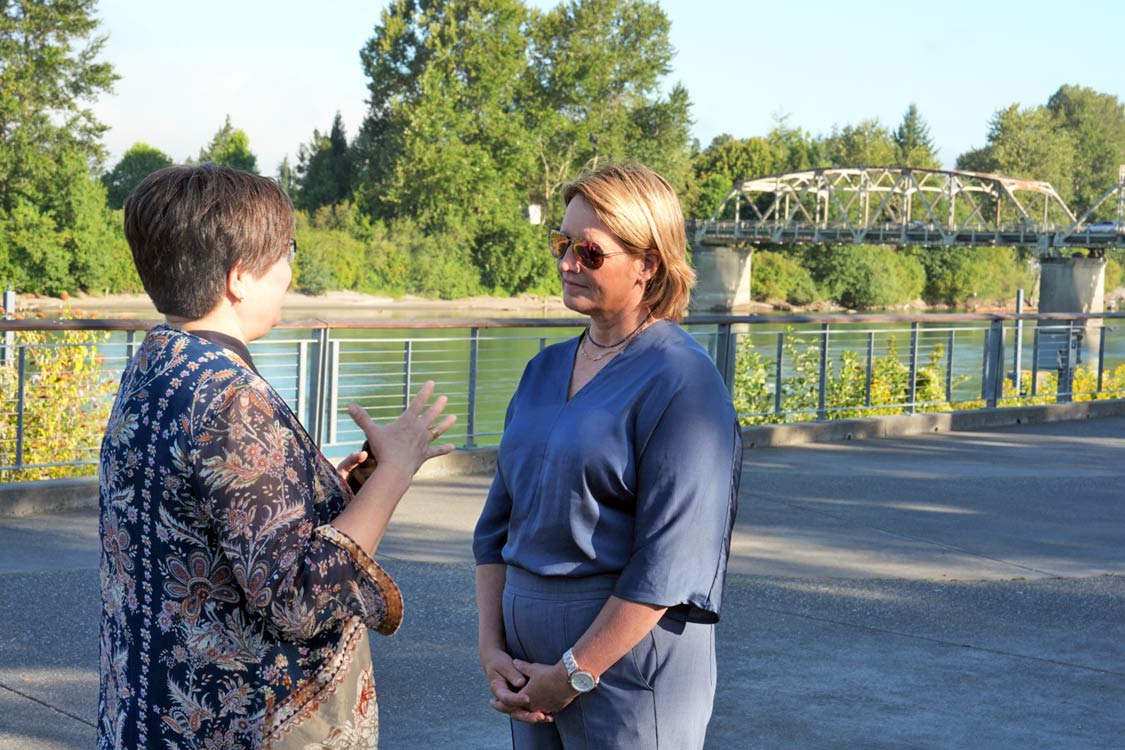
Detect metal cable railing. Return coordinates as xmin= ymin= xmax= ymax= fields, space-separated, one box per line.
xmin=2 ymin=312 xmax=1124 ymax=480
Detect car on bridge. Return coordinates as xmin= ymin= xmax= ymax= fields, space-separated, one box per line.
xmin=1085 ymin=221 xmax=1123 ymax=233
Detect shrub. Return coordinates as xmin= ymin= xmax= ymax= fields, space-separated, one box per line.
xmin=750 ymin=251 xmax=819 ymax=305
xmin=0 ymin=315 xmax=117 ymax=481
xmin=805 ymin=244 xmax=924 ymax=308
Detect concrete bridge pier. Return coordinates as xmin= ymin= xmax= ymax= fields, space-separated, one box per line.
xmin=690 ymin=245 xmax=751 ymax=312
xmin=1036 ymin=256 xmax=1106 ymax=398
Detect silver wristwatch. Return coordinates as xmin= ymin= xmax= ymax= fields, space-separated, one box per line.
xmin=562 ymin=648 xmax=598 ymax=693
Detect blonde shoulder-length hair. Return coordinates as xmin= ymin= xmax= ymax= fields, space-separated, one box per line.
xmin=561 ymin=161 xmax=695 ymax=322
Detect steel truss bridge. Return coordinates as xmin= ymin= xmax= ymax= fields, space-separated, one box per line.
xmin=695 ymin=166 xmax=1125 ymax=255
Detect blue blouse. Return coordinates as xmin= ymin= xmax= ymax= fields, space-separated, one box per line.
xmin=473 ymin=321 xmax=742 ymax=622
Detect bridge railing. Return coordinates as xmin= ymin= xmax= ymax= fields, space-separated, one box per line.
xmin=2 ymin=312 xmax=1124 ymax=479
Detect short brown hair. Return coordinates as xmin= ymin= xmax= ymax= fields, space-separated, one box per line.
xmin=123 ymin=163 xmax=295 ymax=319
xmin=562 ymin=162 xmax=695 ymax=322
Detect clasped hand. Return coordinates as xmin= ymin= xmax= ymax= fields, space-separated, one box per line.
xmin=482 ymin=647 xmax=578 ymax=724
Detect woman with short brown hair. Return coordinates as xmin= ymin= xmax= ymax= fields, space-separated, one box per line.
xmin=99 ymin=163 xmax=454 ymax=749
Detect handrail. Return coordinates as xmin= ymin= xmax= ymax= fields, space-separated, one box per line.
xmin=4 ymin=310 xmax=1125 ymax=332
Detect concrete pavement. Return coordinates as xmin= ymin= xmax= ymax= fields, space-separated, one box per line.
xmin=1 ymin=417 xmax=1123 ymax=748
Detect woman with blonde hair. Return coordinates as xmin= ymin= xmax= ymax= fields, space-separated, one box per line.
xmin=474 ymin=161 xmax=742 ymax=748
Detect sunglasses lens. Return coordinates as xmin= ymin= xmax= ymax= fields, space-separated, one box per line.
xmin=549 ymin=231 xmax=569 ymax=259
xmin=575 ymin=241 xmax=604 ymax=269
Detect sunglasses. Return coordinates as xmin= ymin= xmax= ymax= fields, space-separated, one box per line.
xmin=549 ymin=229 xmax=627 ymax=270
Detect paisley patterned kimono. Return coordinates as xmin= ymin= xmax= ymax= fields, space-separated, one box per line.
xmin=98 ymin=325 xmax=402 ymax=750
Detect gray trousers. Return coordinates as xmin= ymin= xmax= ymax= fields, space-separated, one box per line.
xmin=502 ymin=566 xmax=716 ymax=750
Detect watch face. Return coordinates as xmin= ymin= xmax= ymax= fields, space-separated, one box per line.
xmin=569 ymin=670 xmax=597 ymax=693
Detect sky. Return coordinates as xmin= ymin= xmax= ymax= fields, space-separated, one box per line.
xmin=90 ymin=0 xmax=1125 ymax=175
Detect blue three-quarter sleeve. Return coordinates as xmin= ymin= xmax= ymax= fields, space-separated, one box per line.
xmin=613 ymin=352 xmax=742 ymax=622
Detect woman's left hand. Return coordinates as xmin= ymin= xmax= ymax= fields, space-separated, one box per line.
xmin=335 ymin=449 xmax=369 ymax=483
xmin=497 ymin=659 xmax=579 ymax=719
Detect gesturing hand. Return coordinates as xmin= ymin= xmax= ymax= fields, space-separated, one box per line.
xmin=347 ymin=380 xmax=457 ymax=479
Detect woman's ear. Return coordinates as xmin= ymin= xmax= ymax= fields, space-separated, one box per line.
xmin=641 ymin=251 xmax=661 ymax=282
xmin=227 ymin=264 xmax=249 ymax=303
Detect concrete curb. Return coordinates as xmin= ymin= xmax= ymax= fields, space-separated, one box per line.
xmin=3 ymin=400 xmax=1122 ymax=517
xmin=0 ymin=476 xmax=100 ymax=517
xmin=739 ymin=399 xmax=1125 ymax=448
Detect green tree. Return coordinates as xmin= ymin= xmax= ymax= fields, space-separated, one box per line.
xmin=806 ymin=244 xmax=924 ymax=309
xmin=0 ymin=0 xmax=130 ymax=295
xmin=356 ymin=0 xmax=547 ymax=294
xmin=1046 ymin=85 xmax=1125 ymax=215
xmin=893 ymin=104 xmax=940 ymax=168
xmin=524 ymin=0 xmax=690 ymax=216
xmin=276 ymin=155 xmax=297 ymax=197
xmin=0 ymin=0 xmax=118 ymax=213
xmin=823 ymin=119 xmax=896 ymax=167
xmin=353 ymin=0 xmax=692 ymax=295
xmin=768 ymin=116 xmax=825 ymax=172
xmin=197 ymin=115 xmax=259 ymax=172
xmin=956 ymin=104 xmax=1074 ymax=202
xmin=101 ymin=142 xmax=173 ymax=209
xmin=688 ymin=134 xmax=781 ymax=219
xmin=295 ymin=112 xmax=354 ymax=213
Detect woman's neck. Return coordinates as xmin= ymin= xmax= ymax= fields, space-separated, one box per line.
xmin=587 ymin=308 xmax=652 ymax=347
xmin=167 ymin=304 xmax=249 ymax=344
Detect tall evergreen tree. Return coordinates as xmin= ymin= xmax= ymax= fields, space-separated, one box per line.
xmin=893 ymin=104 xmax=940 ymax=168
xmin=0 ymin=0 xmax=135 ymax=294
xmin=295 ymin=112 xmax=354 ymax=213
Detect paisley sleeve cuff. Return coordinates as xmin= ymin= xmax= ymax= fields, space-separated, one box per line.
xmin=316 ymin=524 xmax=404 ymax=636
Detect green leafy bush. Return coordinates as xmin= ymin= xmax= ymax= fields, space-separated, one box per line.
xmin=0 ymin=316 xmax=117 ymax=481
xmin=750 ymin=251 xmax=819 ymax=305
xmin=805 ymin=245 xmax=925 ymax=308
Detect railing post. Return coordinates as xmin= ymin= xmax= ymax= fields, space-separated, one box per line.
xmin=1 ymin=288 xmax=14 ymax=368
xmin=1097 ymin=321 xmax=1107 ymax=394
xmin=907 ymin=322 xmax=919 ymax=414
xmin=125 ymin=330 xmax=137 ymax=365
xmin=467 ymin=327 xmax=480 ymax=448
xmin=945 ymin=330 xmax=956 ymax=403
xmin=864 ymin=331 xmax=874 ymax=408
xmin=402 ymin=340 xmax=413 ymax=409
xmin=327 ymin=340 xmax=340 ymax=445
xmin=1012 ymin=289 xmax=1024 ymax=391
xmin=817 ymin=323 xmax=829 ymax=420
xmin=715 ymin=322 xmax=736 ymax=395
xmin=774 ymin=332 xmax=784 ymax=415
xmin=309 ymin=327 xmax=330 ymax=446
xmin=1031 ymin=327 xmax=1041 ymax=397
xmin=982 ymin=319 xmax=1004 ymax=409
xmin=296 ymin=340 xmax=308 ymax=424
xmin=15 ymin=345 xmax=26 ymax=468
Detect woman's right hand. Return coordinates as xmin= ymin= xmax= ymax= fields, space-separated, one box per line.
xmin=347 ymin=380 xmax=457 ymax=478
xmin=481 ymin=647 xmax=553 ymax=724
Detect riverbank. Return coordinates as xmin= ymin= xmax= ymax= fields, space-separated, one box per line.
xmin=11 ymin=290 xmax=579 ymax=321
xmin=10 ymin=288 xmax=1122 ymax=320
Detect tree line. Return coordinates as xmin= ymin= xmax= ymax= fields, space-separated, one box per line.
xmin=2 ymin=0 xmax=1124 ymax=307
